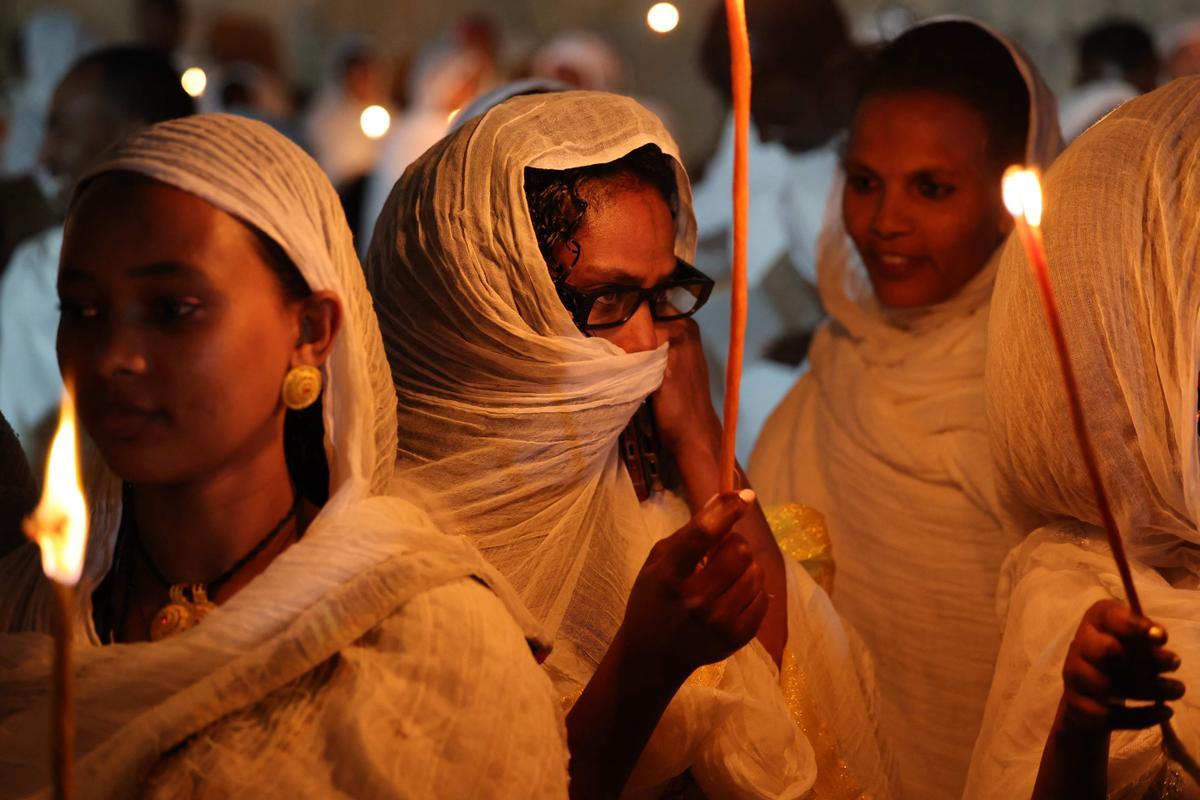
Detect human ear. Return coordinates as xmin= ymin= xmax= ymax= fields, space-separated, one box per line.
xmin=290 ymin=290 xmax=342 ymax=368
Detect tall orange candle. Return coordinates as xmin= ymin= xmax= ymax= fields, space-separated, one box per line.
xmin=1002 ymin=167 xmax=1200 ymax=781
xmin=1001 ymin=168 xmax=1140 ymax=612
xmin=720 ymin=0 xmax=751 ymax=493
xmin=23 ymin=388 xmax=89 ymax=800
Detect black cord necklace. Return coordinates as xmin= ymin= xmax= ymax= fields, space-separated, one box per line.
xmin=131 ymin=496 xmax=300 ymax=641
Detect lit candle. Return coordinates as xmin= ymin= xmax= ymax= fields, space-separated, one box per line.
xmin=1001 ymin=167 xmax=1141 ymax=611
xmin=1002 ymin=167 xmax=1200 ymax=780
xmin=719 ymin=0 xmax=751 ymax=493
xmin=23 ymin=388 xmax=88 ymax=800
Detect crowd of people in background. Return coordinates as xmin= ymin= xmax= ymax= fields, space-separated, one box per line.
xmin=1 ymin=0 xmax=1200 ymax=797
xmin=1 ymin=1 xmax=1199 ymax=474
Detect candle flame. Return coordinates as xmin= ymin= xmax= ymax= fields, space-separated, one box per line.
xmin=1002 ymin=166 xmax=1043 ymax=227
xmin=647 ymin=2 xmax=681 ymax=34
xmin=180 ymin=67 xmax=207 ymax=99
xmin=359 ymin=105 xmax=391 ymax=139
xmin=25 ymin=390 xmax=88 ymax=586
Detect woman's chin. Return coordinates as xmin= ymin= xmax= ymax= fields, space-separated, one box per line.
xmin=868 ymin=273 xmax=979 ymax=310
xmin=868 ymin=278 xmax=940 ymax=310
xmin=93 ymin=439 xmax=192 ymax=486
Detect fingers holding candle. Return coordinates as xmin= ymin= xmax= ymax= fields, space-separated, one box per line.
xmin=1000 ymin=163 xmax=1200 ymax=784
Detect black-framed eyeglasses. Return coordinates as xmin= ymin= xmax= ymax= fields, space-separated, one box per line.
xmin=555 ymin=258 xmax=715 ymax=332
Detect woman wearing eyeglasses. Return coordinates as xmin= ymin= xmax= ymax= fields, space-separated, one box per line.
xmin=365 ymin=91 xmax=892 ymax=799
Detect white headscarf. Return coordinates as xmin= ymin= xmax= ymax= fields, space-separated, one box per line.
xmin=966 ymin=76 xmax=1200 ymax=799
xmin=367 ymin=91 xmax=682 ymax=673
xmin=749 ymin=18 xmax=1063 ymax=799
xmin=367 ymin=91 xmax=893 ymax=797
xmin=0 ymin=114 xmax=563 ymax=798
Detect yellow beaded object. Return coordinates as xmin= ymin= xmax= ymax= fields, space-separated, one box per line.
xmin=781 ymin=648 xmax=870 ymax=799
xmin=767 ymin=503 xmax=870 ymax=798
xmin=765 ymin=503 xmax=835 ymax=595
xmin=685 ymin=660 xmax=727 ymax=690
xmin=282 ymin=364 xmax=322 ymax=410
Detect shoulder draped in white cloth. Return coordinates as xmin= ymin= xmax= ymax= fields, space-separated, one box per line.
xmin=366 ymin=89 xmax=893 ymax=798
xmin=748 ymin=17 xmax=1063 ymax=799
xmin=0 ymin=113 xmax=568 ymax=799
xmin=0 ymin=225 xmax=65 ymax=458
xmin=964 ymin=76 xmax=1200 ymax=799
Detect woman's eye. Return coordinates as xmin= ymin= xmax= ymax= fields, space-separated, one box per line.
xmin=916 ymin=179 xmax=955 ymax=200
xmin=592 ymin=292 xmax=624 ymax=309
xmin=58 ymin=300 xmax=100 ymax=322
xmin=152 ymin=298 xmax=203 ymax=322
xmin=846 ymin=173 xmax=876 ymax=193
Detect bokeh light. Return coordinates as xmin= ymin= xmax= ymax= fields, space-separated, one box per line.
xmin=646 ymin=2 xmax=680 ymax=34
xmin=360 ymin=105 xmax=392 ymax=139
xmin=180 ymin=67 xmax=207 ymax=98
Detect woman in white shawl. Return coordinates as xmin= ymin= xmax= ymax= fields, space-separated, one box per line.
xmin=749 ymin=19 xmax=1062 ymax=799
xmin=1 ymin=8 xmax=95 ymax=179
xmin=965 ymin=77 xmax=1200 ymax=799
xmin=366 ymin=90 xmax=891 ymax=798
xmin=0 ymin=113 xmax=568 ymax=798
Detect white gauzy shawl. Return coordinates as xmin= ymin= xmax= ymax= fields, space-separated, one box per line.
xmin=964 ymin=77 xmax=1200 ymax=799
xmin=749 ymin=18 xmax=1063 ymax=800
xmin=366 ymin=90 xmax=892 ymax=798
xmin=0 ymin=114 xmax=568 ymax=799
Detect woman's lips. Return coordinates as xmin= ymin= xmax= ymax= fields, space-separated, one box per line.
xmin=866 ymin=252 xmax=926 ymax=279
xmin=92 ymin=404 xmax=166 ymax=439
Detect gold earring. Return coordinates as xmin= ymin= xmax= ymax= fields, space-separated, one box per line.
xmin=282 ymin=364 xmax=322 ymax=410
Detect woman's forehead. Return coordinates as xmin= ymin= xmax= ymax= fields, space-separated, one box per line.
xmin=848 ymin=90 xmax=992 ymax=167
xmin=63 ymin=175 xmax=266 ymax=282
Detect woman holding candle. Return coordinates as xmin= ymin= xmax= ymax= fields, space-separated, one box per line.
xmin=965 ymin=76 xmax=1200 ymax=799
xmin=748 ymin=19 xmax=1063 ymax=799
xmin=365 ymin=90 xmax=892 ymax=798
xmin=0 ymin=114 xmax=569 ymax=797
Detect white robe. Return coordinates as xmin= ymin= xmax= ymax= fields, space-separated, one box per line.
xmin=0 ymin=114 xmax=569 ymax=798
xmin=0 ymin=225 xmax=63 ymax=460
xmin=367 ymin=90 xmax=893 ymax=798
xmin=749 ymin=19 xmax=1063 ymax=799
xmin=965 ymin=77 xmax=1200 ymax=799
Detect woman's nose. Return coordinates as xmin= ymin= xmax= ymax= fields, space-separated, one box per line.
xmin=870 ymin=188 xmax=913 ymax=239
xmin=93 ymin=323 xmax=149 ymax=379
xmin=616 ymin=302 xmax=659 ymax=354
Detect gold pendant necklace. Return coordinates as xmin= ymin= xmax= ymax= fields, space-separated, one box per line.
xmin=150 ymin=584 xmax=218 ymax=642
xmin=132 ymin=499 xmax=299 ymax=642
